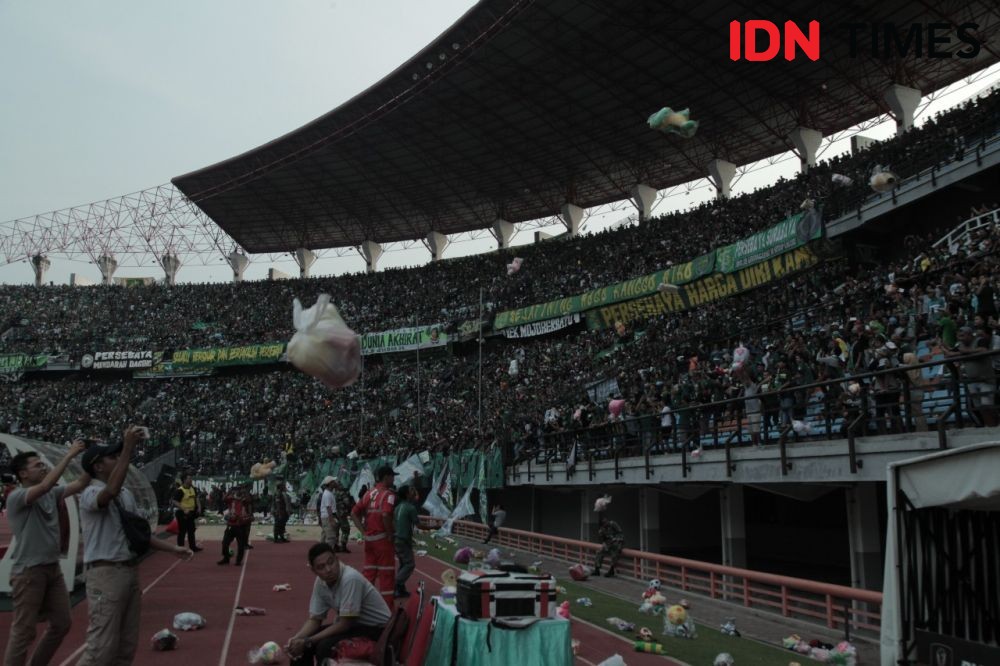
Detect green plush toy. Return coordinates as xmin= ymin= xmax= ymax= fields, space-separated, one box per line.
xmin=647 ymin=107 xmax=699 ymax=138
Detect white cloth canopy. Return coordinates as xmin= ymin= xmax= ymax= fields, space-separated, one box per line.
xmin=880 ymin=441 xmax=1000 ymax=665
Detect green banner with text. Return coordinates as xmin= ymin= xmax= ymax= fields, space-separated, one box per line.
xmin=493 ymin=251 xmax=716 ymax=330
xmin=0 ymin=353 xmax=49 ymax=374
xmin=171 ymin=342 xmax=286 ymax=368
xmin=715 ymin=209 xmax=823 ymax=273
xmin=587 ymin=245 xmax=820 ymax=330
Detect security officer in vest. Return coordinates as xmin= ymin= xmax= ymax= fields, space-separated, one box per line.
xmin=172 ymin=473 xmax=204 ymax=552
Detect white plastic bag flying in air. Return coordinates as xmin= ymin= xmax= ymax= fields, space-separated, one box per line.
xmin=507 ymin=257 xmax=523 ymax=276
xmin=287 ymin=294 xmax=361 ymax=389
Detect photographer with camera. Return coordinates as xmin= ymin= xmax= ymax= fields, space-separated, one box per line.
xmin=4 ymin=439 xmax=90 ymax=666
xmin=77 ymin=426 xmax=193 ymax=666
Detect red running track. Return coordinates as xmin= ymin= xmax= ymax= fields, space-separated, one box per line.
xmin=1 ymin=533 xmax=680 ymax=666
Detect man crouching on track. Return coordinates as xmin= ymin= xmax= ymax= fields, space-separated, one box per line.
xmin=284 ymin=542 xmax=391 ymax=665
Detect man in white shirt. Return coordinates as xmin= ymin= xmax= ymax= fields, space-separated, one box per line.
xmin=285 ymin=542 xmax=390 ymax=665
xmin=4 ymin=440 xmax=89 ymax=666
xmin=319 ymin=476 xmax=338 ymax=551
xmin=76 ymin=426 xmax=193 ymax=666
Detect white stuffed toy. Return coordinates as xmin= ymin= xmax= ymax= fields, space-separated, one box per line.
xmin=869 ymin=165 xmax=899 ymax=193
xmin=658 ymin=281 xmax=680 ymax=293
xmin=647 ymin=107 xmax=699 ymax=138
xmin=791 ymin=420 xmax=812 ymax=436
xmin=287 ymin=294 xmax=361 ymax=389
xmin=731 ymin=343 xmax=749 ymax=373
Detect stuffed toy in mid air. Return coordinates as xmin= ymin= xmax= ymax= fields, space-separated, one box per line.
xmin=869 ymin=165 xmax=899 ymax=193
xmin=647 ymin=107 xmax=699 ymax=138
xmin=250 ymin=460 xmax=277 ymax=479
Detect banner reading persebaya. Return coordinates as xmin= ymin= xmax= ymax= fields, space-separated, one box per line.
xmin=493 ymin=251 xmax=716 ymax=330
xmin=716 ymin=209 xmax=823 ymax=273
xmin=587 ymin=245 xmax=820 ymax=330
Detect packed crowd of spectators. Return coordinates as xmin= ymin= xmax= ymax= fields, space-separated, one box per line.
xmin=1 ymin=88 xmax=998 ymax=357
xmin=0 ymin=89 xmax=998 ymax=477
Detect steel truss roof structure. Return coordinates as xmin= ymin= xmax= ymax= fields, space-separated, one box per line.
xmin=171 ymin=0 xmax=1000 ymax=252
xmin=2 ymin=0 xmax=999 ymax=270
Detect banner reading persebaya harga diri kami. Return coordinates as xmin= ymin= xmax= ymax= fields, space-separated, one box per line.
xmin=587 ymin=244 xmax=820 ymax=330
xmin=493 ymin=251 xmax=716 ymax=330
xmin=492 ymin=210 xmax=823 ymax=330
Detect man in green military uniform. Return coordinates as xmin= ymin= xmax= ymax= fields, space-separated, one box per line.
xmin=593 ymin=513 xmax=624 ymax=578
xmin=393 ymin=484 xmax=419 ymax=598
xmin=333 ymin=479 xmax=353 ymax=553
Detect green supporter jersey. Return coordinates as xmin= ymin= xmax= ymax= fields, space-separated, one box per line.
xmin=394 ymin=501 xmax=418 ymax=544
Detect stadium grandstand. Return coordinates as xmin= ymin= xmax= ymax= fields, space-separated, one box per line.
xmin=2 ymin=1 xmax=1000 ymax=665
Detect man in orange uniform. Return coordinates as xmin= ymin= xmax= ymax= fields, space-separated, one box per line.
xmin=350 ymin=465 xmax=396 ymax=606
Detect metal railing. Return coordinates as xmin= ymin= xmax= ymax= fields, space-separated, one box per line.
xmin=422 ymin=516 xmax=883 ymax=634
xmin=932 ymin=207 xmax=999 ymax=253
xmin=510 ymin=349 xmax=1000 ymax=481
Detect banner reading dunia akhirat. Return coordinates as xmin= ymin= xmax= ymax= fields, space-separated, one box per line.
xmin=360 ymin=324 xmax=448 ymax=355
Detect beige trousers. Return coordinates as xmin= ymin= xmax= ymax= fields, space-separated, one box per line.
xmin=76 ymin=564 xmax=141 ymax=666
xmin=4 ymin=563 xmax=71 ymax=666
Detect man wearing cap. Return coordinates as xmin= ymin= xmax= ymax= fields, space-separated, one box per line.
xmin=77 ymin=426 xmax=193 ymax=666
xmin=319 ymin=476 xmax=338 ymax=551
xmin=350 ymin=465 xmax=396 ymax=605
xmin=871 ymin=335 xmax=902 ymax=434
xmin=4 ymin=440 xmax=89 ymax=666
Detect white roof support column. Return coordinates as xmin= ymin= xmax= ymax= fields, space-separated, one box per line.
xmin=631 ymin=184 xmax=658 ymax=222
xmin=788 ymin=127 xmax=822 ymax=173
xmin=707 ymin=159 xmax=736 ymax=199
xmin=491 ymin=219 xmax=515 ymax=249
xmin=424 ymin=231 xmax=450 ymax=262
xmin=31 ymin=255 xmax=50 ymax=287
xmin=360 ymin=240 xmax=383 ymax=273
xmin=97 ymin=254 xmax=117 ymax=285
xmin=294 ymin=247 xmax=317 ymax=278
xmin=559 ymin=203 xmax=583 ymax=236
xmin=162 ymin=253 xmax=181 ymax=286
xmin=227 ymin=251 xmax=249 ymax=282
xmin=884 ymin=84 xmax=921 ymax=135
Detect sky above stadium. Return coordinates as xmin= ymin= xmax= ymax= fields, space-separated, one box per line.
xmin=1 ymin=1 xmax=999 ymax=286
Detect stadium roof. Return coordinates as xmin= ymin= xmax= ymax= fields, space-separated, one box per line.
xmin=172 ymin=0 xmax=1000 ymax=253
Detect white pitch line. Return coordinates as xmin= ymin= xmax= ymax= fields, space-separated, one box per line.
xmin=58 ymin=555 xmax=185 ymax=666
xmin=217 ymin=550 xmax=251 ymax=666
